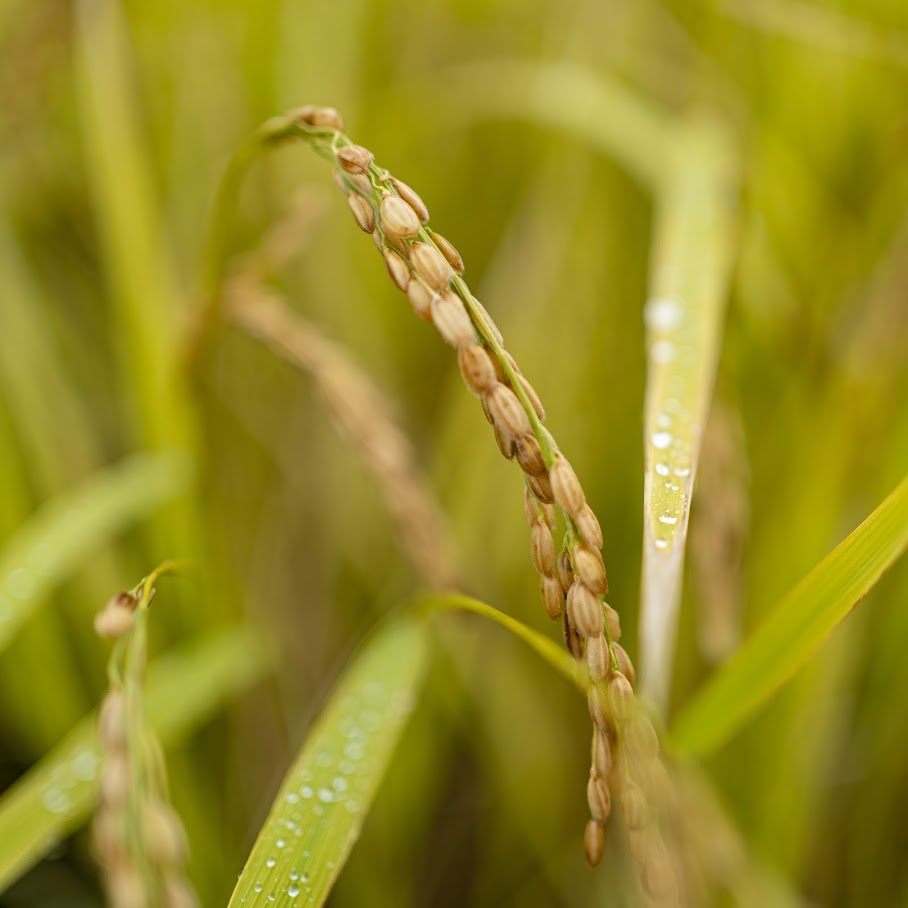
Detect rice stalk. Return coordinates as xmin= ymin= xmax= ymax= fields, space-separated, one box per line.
xmin=92 ymin=563 xmax=197 ymax=908
xmin=223 ymin=105 xmax=674 ymax=876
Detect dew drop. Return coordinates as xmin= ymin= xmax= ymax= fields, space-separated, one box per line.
xmin=288 ymin=883 xmax=301 ymax=898
xmin=654 ymin=539 xmax=669 ymax=550
xmin=674 ymin=466 xmax=691 ymax=477
xmin=300 ymin=786 xmax=314 ymax=799
xmin=286 ymin=792 xmax=299 ymax=805
xmin=332 ymin=777 xmax=348 ymax=792
xmin=655 ymin=463 xmax=670 ymax=477
xmin=71 ymin=749 xmax=98 ymax=781
xmin=266 ymin=858 xmax=276 ymax=869
xmin=650 ymin=340 xmax=676 ymax=363
xmin=645 ymin=296 xmax=683 ymax=330
xmin=317 ymin=788 xmax=334 ymax=803
xmin=276 ymin=839 xmax=286 ymax=849
xmin=651 ymin=432 xmax=672 ymax=450
xmin=42 ymin=787 xmax=70 ymax=814
xmin=658 ymin=515 xmax=678 ymax=526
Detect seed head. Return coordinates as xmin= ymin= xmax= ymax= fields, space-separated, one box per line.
xmin=163 ymin=878 xmax=199 ymax=908
xmin=550 ymin=456 xmax=585 ymax=518
xmin=625 ymin=713 xmax=659 ymax=760
xmin=383 ymin=248 xmax=410 ymax=292
xmin=556 ymin=548 xmax=574 ymax=593
xmin=573 ymin=546 xmax=608 ymax=595
xmin=523 ymin=485 xmax=539 ymax=527
xmin=612 ymin=642 xmax=635 ymax=684
xmin=587 ymin=683 xmax=609 ymax=731
xmin=347 ymin=194 xmax=375 ymax=233
xmin=515 ymin=433 xmax=546 ymax=476
xmin=591 ymin=729 xmax=613 ymax=777
xmin=584 ymin=819 xmax=605 ymax=867
xmin=458 ymin=345 xmax=498 ymax=395
xmin=604 ymin=604 xmax=621 ymax=640
xmin=410 ymin=242 xmax=453 ymax=290
xmin=607 ymin=671 xmax=634 ymax=722
xmin=291 ymin=104 xmax=319 ymax=124
xmin=586 ymin=634 xmax=610 ymax=680
xmin=539 ymin=573 xmax=565 ymax=620
xmin=144 ymin=800 xmax=188 ymax=866
xmin=530 ymin=522 xmax=556 ymax=574
xmin=94 ymin=603 xmax=134 ymax=639
xmin=380 ymin=194 xmax=421 ymax=239
xmin=310 ymin=106 xmax=344 ymax=129
xmin=430 ymin=291 xmax=475 ymax=348
xmin=407 ymin=279 xmax=434 ymax=320
xmin=564 ymin=611 xmax=584 ymax=658
xmin=390 ymin=177 xmax=430 ymax=223
xmin=483 ymin=384 xmax=531 ymax=440
xmin=514 ymin=374 xmax=545 ymax=420
xmin=574 ymin=503 xmax=603 ymax=549
xmin=99 ymin=690 xmax=127 ymax=750
xmin=431 ymin=232 xmax=464 ymax=273
xmin=621 ymin=781 xmax=648 ymax=829
xmin=587 ymin=773 xmax=612 ymax=822
xmin=493 ymin=422 xmax=516 ymax=459
xmin=337 ymin=144 xmax=373 ymax=174
xmin=108 ymin=864 xmax=147 ymax=908
xmin=527 ymin=470 xmax=554 ymax=504
xmin=99 ymin=754 xmax=130 ymax=805
xmin=567 ymin=580 xmax=603 ymax=638
xmin=470 ymin=297 xmax=504 ymax=345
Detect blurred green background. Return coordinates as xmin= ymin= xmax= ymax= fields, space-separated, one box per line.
xmin=0 ymin=0 xmax=907 ymax=905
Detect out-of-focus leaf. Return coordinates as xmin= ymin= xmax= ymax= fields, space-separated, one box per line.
xmin=228 ymin=616 xmax=430 ymax=907
xmin=0 ymin=626 xmax=270 ymax=893
xmin=672 ymin=475 xmax=908 ymax=755
xmin=0 ymin=451 xmax=190 ymax=653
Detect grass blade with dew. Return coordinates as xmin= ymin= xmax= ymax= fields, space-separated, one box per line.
xmin=228 ymin=615 xmax=430 ymax=907
xmin=638 ymin=115 xmax=738 ymax=712
xmin=672 ymin=473 xmax=908 ymax=756
xmin=0 ymin=625 xmax=270 ymax=893
xmin=0 ymin=451 xmax=190 ymax=653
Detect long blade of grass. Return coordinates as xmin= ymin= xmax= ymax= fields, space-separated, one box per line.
xmin=672 ymin=474 xmax=908 ymax=756
xmin=442 ymin=60 xmax=672 ymax=188
xmin=638 ymin=116 xmax=738 ymax=711
xmin=0 ymin=451 xmax=189 ymax=652
xmin=0 ymin=625 xmax=270 ymax=893
xmin=417 ymin=593 xmax=587 ymax=694
xmin=228 ymin=615 xmax=430 ymax=907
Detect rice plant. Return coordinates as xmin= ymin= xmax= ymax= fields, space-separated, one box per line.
xmin=0 ymin=1 xmax=906 ymax=905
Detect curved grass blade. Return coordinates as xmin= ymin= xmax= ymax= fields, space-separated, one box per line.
xmin=442 ymin=60 xmax=672 ymax=189
xmin=228 ymin=616 xmax=430 ymax=907
xmin=0 ymin=450 xmax=190 ymax=652
xmin=672 ymin=474 xmax=908 ymax=756
xmin=638 ymin=116 xmax=738 ymax=711
xmin=416 ymin=593 xmax=587 ymax=694
xmin=0 ymin=625 xmax=270 ymax=893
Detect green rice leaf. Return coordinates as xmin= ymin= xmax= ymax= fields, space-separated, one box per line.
xmin=0 ymin=625 xmax=270 ymax=893
xmin=418 ymin=593 xmax=587 ymax=694
xmin=672 ymin=474 xmax=908 ymax=756
xmin=228 ymin=615 xmax=430 ymax=907
xmin=0 ymin=451 xmax=190 ymax=653
xmin=638 ymin=116 xmax=738 ymax=711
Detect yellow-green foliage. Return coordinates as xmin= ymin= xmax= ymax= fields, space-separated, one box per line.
xmin=0 ymin=0 xmax=906 ymax=905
